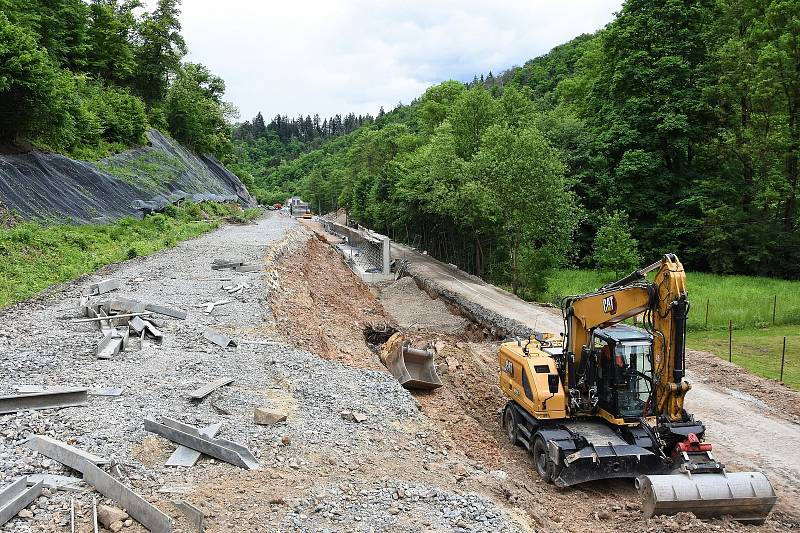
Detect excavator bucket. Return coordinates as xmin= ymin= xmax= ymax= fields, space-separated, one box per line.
xmin=380 ymin=333 xmax=442 ymax=390
xmin=636 ymin=472 xmax=777 ymax=524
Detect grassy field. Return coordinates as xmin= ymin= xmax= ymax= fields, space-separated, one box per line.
xmin=541 ymin=268 xmax=800 ymax=389
xmin=0 ymin=202 xmax=260 ymax=309
xmin=689 ymin=326 xmax=799 ymax=389
xmin=545 ymin=269 xmax=800 ymax=331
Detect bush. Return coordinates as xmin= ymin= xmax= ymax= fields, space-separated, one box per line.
xmin=148 ymin=213 xmax=169 ymax=230
xmin=97 ymin=85 xmax=147 ymax=145
xmin=181 ymin=200 xmax=202 ymax=220
xmin=517 ymin=245 xmax=559 ymax=300
xmin=0 ymin=14 xmax=66 ymax=141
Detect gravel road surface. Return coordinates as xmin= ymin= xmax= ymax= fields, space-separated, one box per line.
xmin=0 ymin=213 xmax=528 ymax=532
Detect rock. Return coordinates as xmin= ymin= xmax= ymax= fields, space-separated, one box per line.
xmin=340 ymin=411 xmax=367 ymax=423
xmin=97 ymin=505 xmax=129 ymax=529
xmin=109 ymin=520 xmax=124 ymax=532
xmin=254 ymin=407 xmax=288 ymax=425
xmin=17 ymin=509 xmax=33 ymax=518
xmin=281 ymin=435 xmax=291 ymax=446
xmin=597 ymin=509 xmax=611 ymax=520
xmin=388 ymin=505 xmax=400 ymax=515
xmin=123 ymin=519 xmax=133 ymax=527
xmin=452 ymin=463 xmax=467 ymax=476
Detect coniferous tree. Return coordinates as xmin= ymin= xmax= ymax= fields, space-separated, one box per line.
xmin=252 ymin=112 xmax=266 ymax=137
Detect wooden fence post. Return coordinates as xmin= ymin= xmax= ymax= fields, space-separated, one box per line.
xmin=780 ymin=337 xmax=786 ymax=382
xmin=773 ymin=294 xmax=777 ymax=325
xmin=728 ymin=320 xmax=732 ymax=362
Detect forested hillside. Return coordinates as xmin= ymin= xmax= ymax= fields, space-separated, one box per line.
xmin=0 ymin=0 xmax=239 ymax=171
xmin=236 ymin=0 xmax=800 ymax=297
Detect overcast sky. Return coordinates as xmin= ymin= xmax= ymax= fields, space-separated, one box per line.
xmin=170 ymin=0 xmax=623 ymax=122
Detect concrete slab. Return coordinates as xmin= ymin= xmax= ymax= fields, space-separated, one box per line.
xmin=89 ymin=279 xmax=122 ymax=295
xmin=145 ymin=303 xmax=187 ymax=320
xmin=0 ymin=477 xmax=42 ymax=527
xmin=203 ymin=329 xmax=236 ymax=348
xmin=144 ymin=417 xmax=259 ymax=470
xmin=109 ymin=298 xmax=147 ymax=314
xmin=26 ymin=474 xmax=82 ymax=492
xmin=189 ymin=378 xmax=233 ymax=400
xmin=81 ymin=461 xmax=172 ymax=533
xmin=26 ymin=435 xmax=109 ymax=471
xmin=96 ymin=332 xmax=122 ymax=359
xmin=173 ymin=500 xmax=204 ymax=532
xmin=89 ymin=388 xmax=124 ymax=397
xmin=0 ymin=388 xmax=88 ymax=414
xmin=27 ymin=436 xmax=170 ymax=531
xmin=165 ymin=423 xmax=222 ymax=467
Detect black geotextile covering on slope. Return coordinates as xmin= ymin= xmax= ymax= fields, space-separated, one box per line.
xmin=0 ymin=130 xmax=255 ymax=223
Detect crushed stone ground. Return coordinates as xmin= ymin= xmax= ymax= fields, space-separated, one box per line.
xmin=379 ymin=277 xmax=468 ymax=334
xmin=0 ymin=214 xmax=527 ymax=533
xmin=1 ymin=212 xmax=798 ymax=532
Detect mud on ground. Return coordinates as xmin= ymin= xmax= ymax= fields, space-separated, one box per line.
xmin=270 ymin=239 xmax=800 ymax=533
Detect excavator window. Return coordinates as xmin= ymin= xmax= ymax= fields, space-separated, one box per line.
xmin=613 ymin=342 xmax=653 ymax=418
xmin=596 ymin=340 xmax=614 ymax=412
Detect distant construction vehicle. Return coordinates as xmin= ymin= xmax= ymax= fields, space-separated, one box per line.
xmin=286 ymin=196 xmax=310 ymax=217
xmin=498 ymin=254 xmax=777 ymax=523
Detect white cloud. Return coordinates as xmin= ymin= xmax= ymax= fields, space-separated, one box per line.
xmin=170 ymin=0 xmax=622 ymax=121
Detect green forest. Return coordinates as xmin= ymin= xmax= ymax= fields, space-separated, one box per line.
xmin=0 ymin=0 xmax=238 ymax=165
xmin=236 ymin=0 xmax=800 ymax=298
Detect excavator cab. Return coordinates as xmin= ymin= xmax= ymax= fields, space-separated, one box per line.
xmin=593 ymin=326 xmax=654 ymax=421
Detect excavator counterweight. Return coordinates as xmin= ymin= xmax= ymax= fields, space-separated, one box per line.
xmin=498 ymin=255 xmax=777 ymax=523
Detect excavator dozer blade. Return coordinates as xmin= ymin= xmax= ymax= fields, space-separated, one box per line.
xmin=636 ymin=472 xmax=777 ymax=524
xmin=380 ymin=333 xmax=442 ymax=390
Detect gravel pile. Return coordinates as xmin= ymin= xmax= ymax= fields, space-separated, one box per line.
xmin=0 ymin=213 xmax=526 ymax=532
xmin=278 ymin=478 xmax=518 ymax=532
xmin=379 ymin=276 xmax=468 ymax=334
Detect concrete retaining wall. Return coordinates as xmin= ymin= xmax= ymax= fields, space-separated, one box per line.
xmin=323 ymin=220 xmax=391 ymax=277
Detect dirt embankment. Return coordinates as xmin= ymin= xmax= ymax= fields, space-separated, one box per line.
xmin=270 ymin=238 xmax=800 ymax=533
xmin=269 ymin=235 xmax=387 ymax=372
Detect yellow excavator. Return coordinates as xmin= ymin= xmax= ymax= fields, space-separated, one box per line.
xmin=499 ymin=254 xmax=777 ymax=523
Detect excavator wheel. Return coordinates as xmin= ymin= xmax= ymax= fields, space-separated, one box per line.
xmin=503 ymin=406 xmax=519 ymax=445
xmin=533 ymin=436 xmax=553 ymax=483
